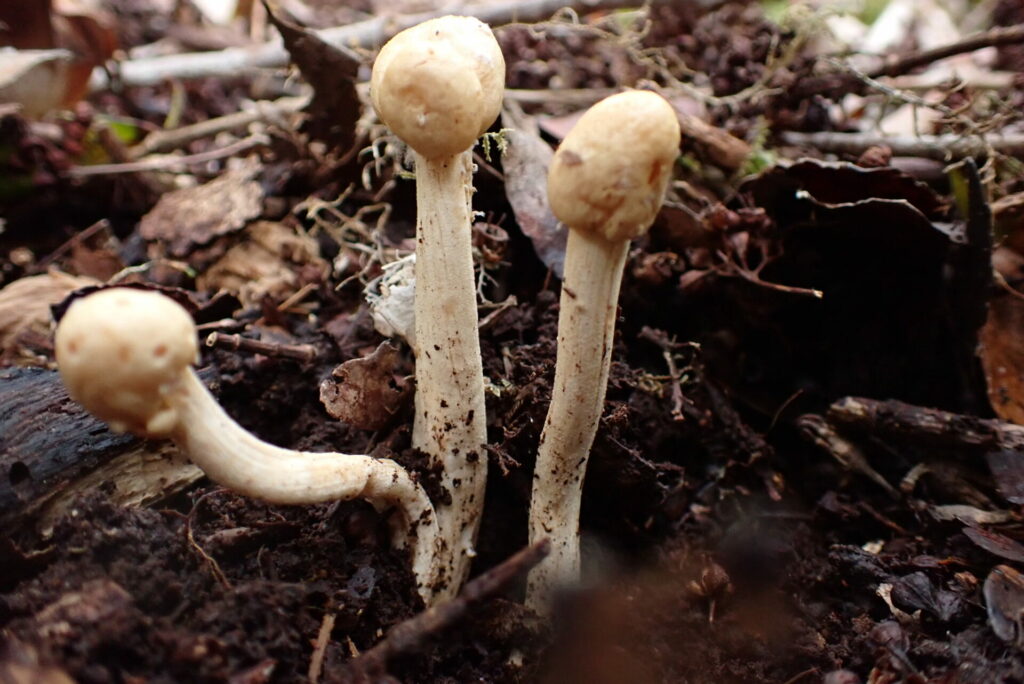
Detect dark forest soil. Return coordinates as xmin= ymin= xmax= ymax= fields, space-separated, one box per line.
xmin=3 ymin=1 xmax=1024 ymax=682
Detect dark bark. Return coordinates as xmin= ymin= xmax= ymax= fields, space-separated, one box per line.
xmin=0 ymin=367 xmax=199 ymax=532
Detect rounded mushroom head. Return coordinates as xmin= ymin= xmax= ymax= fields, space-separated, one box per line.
xmin=370 ymin=16 xmax=505 ymax=160
xmin=547 ymin=90 xmax=681 ymax=242
xmin=55 ymin=288 xmax=198 ymax=437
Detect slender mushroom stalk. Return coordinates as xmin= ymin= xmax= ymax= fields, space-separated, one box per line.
xmin=55 ymin=288 xmax=440 ymax=602
xmin=370 ymin=16 xmax=504 ymax=598
xmin=526 ymin=91 xmax=681 ymax=611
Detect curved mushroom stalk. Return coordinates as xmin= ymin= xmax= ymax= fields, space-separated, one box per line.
xmin=526 ymin=91 xmax=681 ymax=612
xmin=371 ymin=15 xmax=504 ymax=599
xmin=169 ymin=371 xmax=439 ymax=587
xmin=55 ymin=287 xmax=441 ymax=604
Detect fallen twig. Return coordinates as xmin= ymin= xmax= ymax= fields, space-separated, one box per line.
xmin=129 ymin=96 xmax=307 ymax=158
xmin=32 ymin=220 xmax=110 ymax=273
xmin=505 ymin=87 xmax=618 ymax=106
xmin=866 ymin=24 xmax=1024 ymax=79
xmin=91 ymin=0 xmax=719 ymax=90
xmin=68 ymin=134 xmax=271 ymax=177
xmin=794 ymin=24 xmax=1024 ymax=101
xmin=827 ymin=396 xmax=1024 ymax=452
xmin=184 ymin=490 xmax=231 ymax=589
xmin=797 ymin=413 xmax=898 ymax=497
xmin=204 ymin=332 xmax=318 ymax=362
xmin=637 ymin=326 xmax=692 ymax=422
xmin=824 ymin=396 xmax=1024 ymax=504
xmin=339 ymin=540 xmax=550 ymax=683
xmin=777 ymin=131 xmax=1024 ymax=161
xmin=308 ymin=610 xmax=336 ymax=684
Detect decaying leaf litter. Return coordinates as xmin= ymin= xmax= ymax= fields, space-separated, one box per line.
xmin=3 ymin=0 xmax=1024 ymax=681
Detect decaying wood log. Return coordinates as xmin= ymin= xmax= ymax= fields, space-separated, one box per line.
xmin=828 ymin=396 xmax=1024 ymax=451
xmin=0 ymin=367 xmax=201 ymax=533
xmin=826 ymin=396 xmax=1024 ymax=504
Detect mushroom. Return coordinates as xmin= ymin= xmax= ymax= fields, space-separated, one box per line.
xmin=370 ymin=16 xmax=504 ymax=596
xmin=55 ymin=287 xmax=440 ymax=602
xmin=526 ymin=91 xmax=681 ymax=610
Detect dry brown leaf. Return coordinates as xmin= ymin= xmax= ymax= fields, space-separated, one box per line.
xmin=0 ymin=0 xmax=115 ymax=116
xmin=53 ymin=0 xmax=117 ymax=107
xmin=0 ymin=50 xmax=73 ymax=118
xmin=319 ymin=341 xmax=410 ymax=432
xmin=984 ymin=565 xmax=1024 ymax=645
xmin=980 ymin=293 xmax=1024 ymax=425
xmin=264 ymin=1 xmax=360 ymax=154
xmin=139 ymin=165 xmax=264 ymax=257
xmin=196 ymin=221 xmax=326 ymax=307
xmin=501 ymin=106 xmax=566 ymax=276
xmin=994 ymin=192 xmax=1024 ymax=256
xmin=0 ymin=271 xmax=97 ymax=358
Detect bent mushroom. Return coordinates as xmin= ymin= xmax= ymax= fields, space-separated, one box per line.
xmin=370 ymin=16 xmax=504 ymax=597
xmin=55 ymin=287 xmax=440 ymax=603
xmin=526 ymin=90 xmax=680 ymax=610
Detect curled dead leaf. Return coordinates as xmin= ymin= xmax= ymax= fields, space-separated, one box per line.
xmin=365 ymin=255 xmax=416 ymax=347
xmin=319 ymin=341 xmax=410 ymax=432
xmin=263 ymin=1 xmax=360 ymax=154
xmin=980 ymin=294 xmax=1024 ymax=425
xmin=0 ymin=0 xmax=115 ymax=116
xmin=0 ymin=271 xmax=97 ymax=360
xmin=0 ymin=50 xmax=74 ymax=118
xmin=984 ymin=564 xmax=1024 ymax=647
xmin=501 ymin=106 xmax=566 ymax=276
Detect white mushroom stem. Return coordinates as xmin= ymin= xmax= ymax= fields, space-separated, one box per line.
xmin=526 ymin=231 xmax=628 ymax=608
xmin=169 ymin=370 xmax=438 ymax=587
xmin=524 ymin=90 xmax=681 ymax=611
xmin=54 ymin=288 xmax=440 ymax=604
xmin=410 ymin=149 xmax=488 ymax=596
xmin=370 ymin=15 xmax=504 ymax=599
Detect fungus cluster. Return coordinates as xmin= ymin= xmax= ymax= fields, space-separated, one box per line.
xmin=54 ymin=17 xmax=681 ymax=616
xmin=54 ymin=15 xmax=504 ymax=607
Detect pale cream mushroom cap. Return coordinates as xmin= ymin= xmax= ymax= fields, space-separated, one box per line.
xmin=547 ymin=91 xmax=681 ymax=242
xmin=370 ymin=16 xmax=505 ymax=160
xmin=55 ymin=288 xmax=198 ymax=437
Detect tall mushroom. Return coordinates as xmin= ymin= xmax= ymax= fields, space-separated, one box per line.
xmin=55 ymin=287 xmax=440 ymax=603
xmin=526 ymin=91 xmax=680 ymax=610
xmin=370 ymin=16 xmax=504 ymax=597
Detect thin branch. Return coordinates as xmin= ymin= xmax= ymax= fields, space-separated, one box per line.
xmin=32 ymin=219 xmax=110 ymax=273
xmin=91 ymin=0 xmax=721 ymax=90
xmin=867 ymin=24 xmax=1024 ymax=79
xmin=827 ymin=396 xmax=1024 ymax=451
xmin=340 ymin=540 xmax=550 ymax=683
xmin=308 ymin=610 xmax=336 ymax=684
xmin=184 ymin=490 xmax=232 ymax=589
xmin=637 ymin=326 xmax=693 ymax=422
xmin=794 ymin=24 xmax=1024 ymax=100
xmin=204 ymin=332 xmax=318 ymax=362
xmin=505 ymin=87 xmax=618 ymax=106
xmin=777 ymin=131 xmax=1024 ymax=161
xmin=129 ymin=96 xmax=307 ymax=158
xmin=796 ymin=414 xmax=898 ymax=497
xmin=67 ymin=134 xmax=270 ymax=176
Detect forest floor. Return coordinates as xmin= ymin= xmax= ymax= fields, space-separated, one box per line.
xmin=3 ymin=0 xmax=1024 ymax=682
